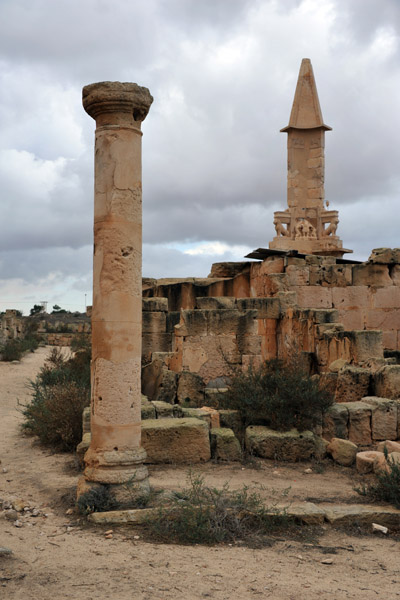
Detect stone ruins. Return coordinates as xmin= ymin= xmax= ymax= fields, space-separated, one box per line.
xmin=4 ymin=60 xmax=397 ymax=476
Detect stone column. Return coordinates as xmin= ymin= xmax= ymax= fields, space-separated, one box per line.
xmin=81 ymin=82 xmax=153 ymax=496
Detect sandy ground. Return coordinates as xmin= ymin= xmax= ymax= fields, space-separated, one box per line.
xmin=1 ymin=346 xmax=400 ymax=600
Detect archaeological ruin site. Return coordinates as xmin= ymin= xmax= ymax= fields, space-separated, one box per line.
xmin=2 ymin=59 xmax=400 ymax=501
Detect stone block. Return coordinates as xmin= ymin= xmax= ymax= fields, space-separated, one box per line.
xmin=236 ymin=297 xmax=281 ymax=319
xmin=373 ymin=287 xmax=400 ymax=309
xmin=352 ymin=264 xmax=392 ymax=287
xmin=259 ymin=257 xmax=285 ymax=274
xmin=327 ymin=437 xmax=357 ymax=466
xmin=142 ymin=311 xmax=167 ymax=333
xmin=206 ymin=309 xmax=251 ymax=335
xmin=152 ymin=400 xmax=174 ymax=418
xmin=356 ymin=451 xmax=383 ymax=474
xmin=382 ymin=331 xmax=397 ymax=351
xmin=177 ymin=371 xmax=205 ymax=406
xmin=332 ymin=286 xmax=370 ymax=309
xmin=366 ymin=308 xmax=400 ymax=330
xmin=76 ymin=432 xmax=91 ymax=465
xmin=362 ymin=396 xmax=398 ymax=441
xmin=377 ymin=440 xmax=400 ymax=453
xmin=218 ymin=409 xmax=242 ymax=437
xmin=368 ymin=248 xmax=400 ymax=264
xmin=374 ymin=365 xmax=400 ymax=399
xmin=166 ymin=312 xmax=181 ymax=333
xmin=374 ymin=452 xmax=400 ymax=474
xmin=142 ymin=297 xmax=168 ymax=312
xmin=341 ymin=402 xmax=372 ymax=446
xmin=237 ymin=334 xmax=262 ymax=355
xmin=155 ymin=368 xmax=178 ymax=404
xmin=335 ymin=366 xmax=370 ymax=403
xmin=296 ymin=287 xmax=333 ymax=308
xmin=141 ymin=396 xmax=156 ymax=420
xmin=181 ymin=407 xmax=219 ymax=429
xmin=348 ymin=330 xmax=383 ymax=363
xmin=322 ymin=403 xmax=349 ymax=441
xmin=141 ymin=418 xmax=211 ymax=463
xmin=311 ymin=309 xmax=339 ymax=324
xmin=210 ymin=428 xmax=242 ymax=461
xmin=177 ymin=310 xmax=208 ymax=336
xmin=265 ymin=273 xmax=289 ymax=295
xmin=338 ymin=309 xmax=365 ymax=331
xmin=391 ymin=264 xmax=400 ymax=285
xmin=195 ymin=297 xmax=236 ymax=310
xmin=142 ymin=332 xmax=171 ymax=360
xmin=245 ymin=427 xmax=320 ymax=461
xmin=286 ymin=265 xmax=310 ymax=286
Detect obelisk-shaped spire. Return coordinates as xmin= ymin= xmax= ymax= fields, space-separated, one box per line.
xmin=268 ymin=58 xmax=351 ymax=257
xmin=281 ymin=58 xmax=331 ymax=132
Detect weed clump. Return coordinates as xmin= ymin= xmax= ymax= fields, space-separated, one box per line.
xmin=77 ymin=486 xmax=118 ymax=515
xmin=144 ymin=472 xmax=288 ymax=545
xmin=21 ymin=347 xmax=90 ymax=451
xmin=356 ymin=449 xmax=400 ymax=509
xmin=1 ymin=319 xmax=40 ymax=361
xmin=220 ymin=356 xmax=333 ymax=434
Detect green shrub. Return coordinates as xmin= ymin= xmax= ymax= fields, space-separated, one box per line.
xmin=356 ymin=449 xmax=400 ymax=509
xmin=220 ymin=356 xmax=333 ymax=434
xmin=144 ymin=472 xmax=288 ymax=545
xmin=1 ymin=335 xmax=39 ymax=361
xmin=21 ymin=347 xmax=90 ymax=451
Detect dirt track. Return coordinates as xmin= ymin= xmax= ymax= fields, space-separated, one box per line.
xmin=1 ymin=347 xmax=399 ymax=600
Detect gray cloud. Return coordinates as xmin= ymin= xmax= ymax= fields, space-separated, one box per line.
xmin=0 ymin=0 xmax=399 ymax=311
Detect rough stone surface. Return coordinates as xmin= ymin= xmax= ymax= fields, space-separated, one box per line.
xmin=341 ymin=402 xmax=372 ymax=446
xmin=323 ymin=504 xmax=400 ymax=527
xmin=327 ymin=437 xmax=357 ymax=466
xmin=362 ymin=396 xmax=398 ymax=441
xmin=374 ymin=365 xmax=400 ymax=400
xmin=141 ymin=418 xmax=211 ymax=463
xmin=177 ymin=371 xmax=205 ymax=406
xmin=322 ymin=404 xmax=349 ymax=441
xmin=245 ymin=427 xmax=320 ymax=461
xmin=210 ymin=428 xmax=242 ymax=461
xmin=356 ymin=451 xmax=383 ymax=474
xmin=335 ymin=366 xmax=370 ymax=403
xmin=377 ymin=440 xmax=400 ymax=453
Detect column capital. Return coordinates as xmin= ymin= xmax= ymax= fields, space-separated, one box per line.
xmin=82 ymin=81 xmax=153 ymax=126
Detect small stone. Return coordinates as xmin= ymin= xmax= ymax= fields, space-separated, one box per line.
xmin=372 ymin=523 xmax=388 ymax=534
xmin=0 ymin=547 xmax=13 ymax=556
xmin=12 ymin=500 xmax=26 ymax=512
xmin=304 ymin=468 xmax=313 ymax=474
xmin=105 ymin=530 xmax=113 ymax=535
xmin=321 ymin=558 xmax=333 ymax=564
xmin=65 ymin=508 xmax=74 ymax=515
xmin=105 ymin=533 xmax=113 ymax=539
xmin=133 ymin=535 xmax=140 ymax=540
xmin=2 ymin=468 xmax=8 ymax=473
xmin=14 ymin=520 xmax=23 ymax=528
xmin=31 ymin=509 xmax=40 ymax=517
xmin=4 ymin=509 xmax=18 ymax=521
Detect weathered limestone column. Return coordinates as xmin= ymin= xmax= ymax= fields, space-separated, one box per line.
xmin=81 ymin=82 xmax=153 ymax=495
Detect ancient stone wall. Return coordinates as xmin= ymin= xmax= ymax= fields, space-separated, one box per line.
xmin=250 ymin=249 xmax=400 ymax=351
xmin=0 ymin=310 xmax=24 ymax=345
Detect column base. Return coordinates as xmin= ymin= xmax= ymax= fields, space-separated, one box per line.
xmin=77 ymin=446 xmax=150 ymax=509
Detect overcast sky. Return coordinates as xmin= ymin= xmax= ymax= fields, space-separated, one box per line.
xmin=1 ymin=0 xmax=399 ymax=314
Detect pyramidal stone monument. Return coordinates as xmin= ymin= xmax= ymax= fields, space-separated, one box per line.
xmin=269 ymin=58 xmax=351 ymax=257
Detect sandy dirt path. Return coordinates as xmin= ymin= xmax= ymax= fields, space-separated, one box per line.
xmin=1 ymin=347 xmax=399 ymax=600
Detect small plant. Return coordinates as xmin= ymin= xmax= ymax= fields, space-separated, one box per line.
xmin=220 ymin=355 xmax=333 ymax=435
xmin=143 ymin=471 xmax=289 ymax=545
xmin=355 ymin=449 xmax=400 ymax=509
xmin=77 ymin=486 xmax=118 ymax=515
xmin=21 ymin=346 xmax=91 ymax=451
